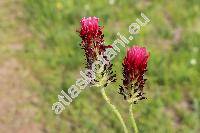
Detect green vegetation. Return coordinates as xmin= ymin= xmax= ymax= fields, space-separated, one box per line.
xmin=19 ymin=0 xmax=200 ymax=132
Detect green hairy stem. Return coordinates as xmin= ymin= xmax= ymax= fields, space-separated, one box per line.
xmin=129 ymin=104 xmax=138 ymax=133
xmin=101 ymin=88 xmax=128 ymax=133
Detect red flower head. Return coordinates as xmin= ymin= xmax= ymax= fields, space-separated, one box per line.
xmin=80 ymin=17 xmax=99 ymax=40
xmin=78 ymin=17 xmax=115 ymax=87
xmin=119 ymin=46 xmax=150 ymax=103
xmin=79 ymin=17 xmax=111 ymax=69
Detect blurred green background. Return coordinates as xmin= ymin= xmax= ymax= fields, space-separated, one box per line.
xmin=0 ymin=0 xmax=199 ymax=133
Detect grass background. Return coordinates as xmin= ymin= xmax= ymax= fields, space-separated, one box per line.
xmin=3 ymin=0 xmax=200 ymax=132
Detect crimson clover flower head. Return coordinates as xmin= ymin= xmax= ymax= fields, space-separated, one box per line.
xmin=78 ymin=17 xmax=116 ymax=87
xmin=119 ymin=46 xmax=150 ymax=103
xmin=79 ymin=17 xmax=104 ymax=48
xmin=123 ymin=46 xmax=149 ymax=86
xmin=80 ymin=17 xmax=99 ymax=38
xmin=79 ymin=17 xmax=111 ymax=69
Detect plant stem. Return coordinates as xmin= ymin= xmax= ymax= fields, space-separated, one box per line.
xmin=101 ymin=88 xmax=128 ymax=133
xmin=129 ymin=104 xmax=138 ymax=133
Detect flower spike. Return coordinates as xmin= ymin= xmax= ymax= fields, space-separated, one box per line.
xmin=119 ymin=46 xmax=150 ymax=103
xmin=78 ymin=17 xmax=116 ymax=87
